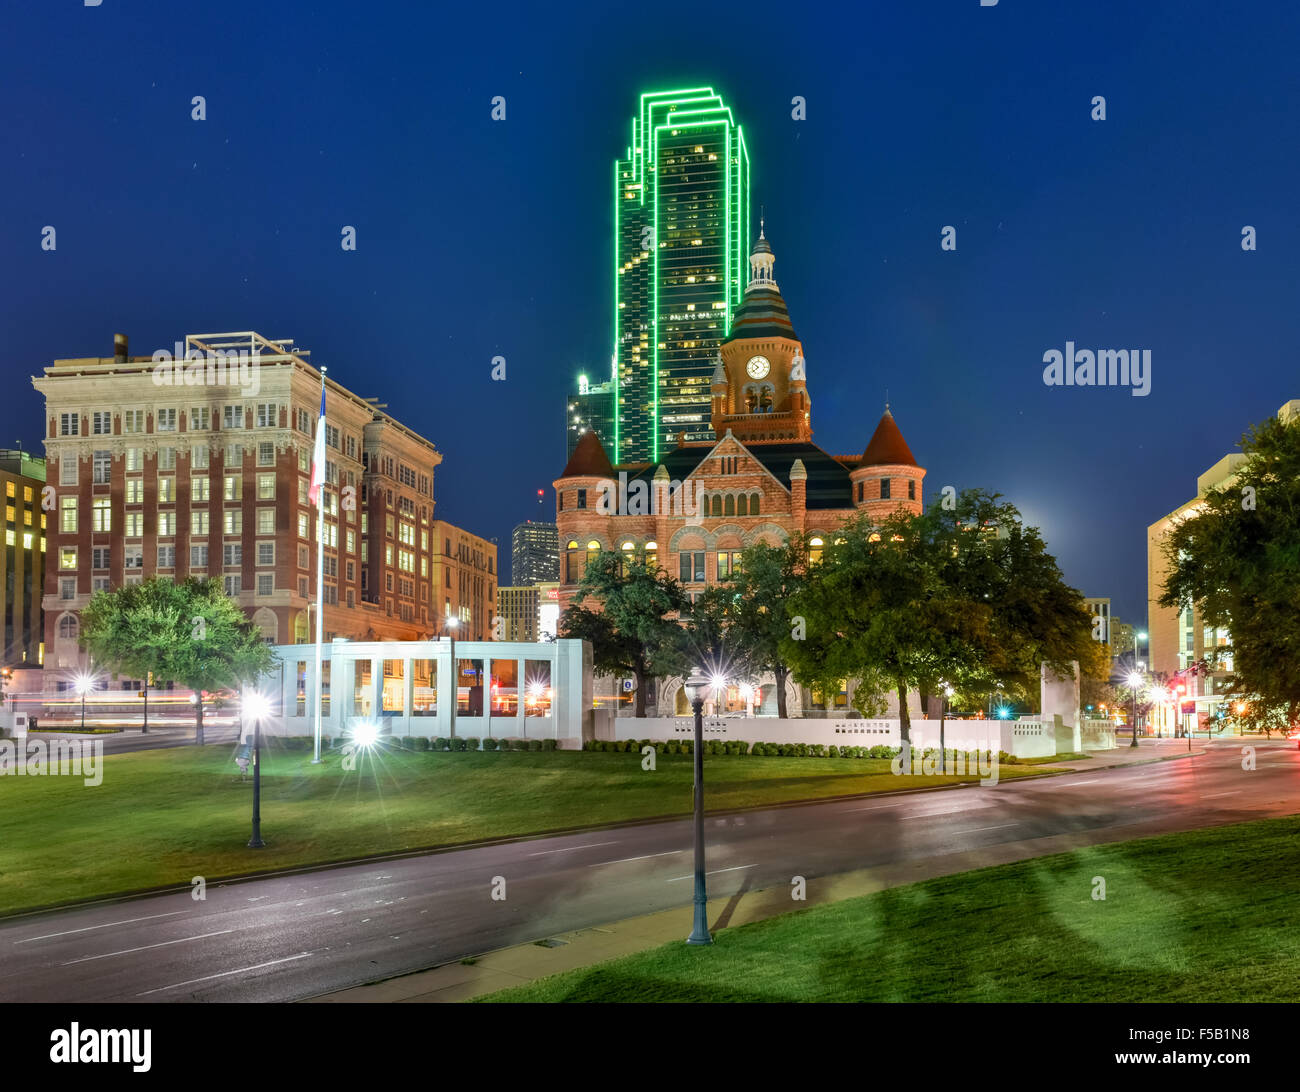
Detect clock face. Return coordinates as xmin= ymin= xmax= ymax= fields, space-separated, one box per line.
xmin=746 ymin=355 xmax=771 ymax=379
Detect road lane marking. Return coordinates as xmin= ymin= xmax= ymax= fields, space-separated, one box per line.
xmin=951 ymin=824 xmax=1019 ymax=835
xmin=527 ymin=841 xmax=619 ymax=856
xmin=136 ymin=953 xmax=313 ymax=996
xmin=589 ymin=850 xmax=684 ymax=867
xmin=60 ymin=929 xmax=235 ymax=966
xmin=666 ymin=864 xmax=755 ymax=882
xmin=1205 ymin=790 xmax=1242 ymax=798
xmin=15 ymin=910 xmax=189 ymax=944
xmin=845 ymin=801 xmax=906 ymax=812
xmin=1067 ymin=779 xmax=1100 ymax=785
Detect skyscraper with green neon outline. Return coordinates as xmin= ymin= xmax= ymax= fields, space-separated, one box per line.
xmin=607 ymin=87 xmax=751 ymax=464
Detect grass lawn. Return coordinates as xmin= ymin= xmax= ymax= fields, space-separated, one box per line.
xmin=478 ymin=816 xmax=1300 ymax=1003
xmin=0 ymin=741 xmax=1056 ymax=916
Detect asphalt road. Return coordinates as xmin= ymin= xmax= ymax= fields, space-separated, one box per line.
xmin=2 ymin=740 xmax=1296 ymax=1003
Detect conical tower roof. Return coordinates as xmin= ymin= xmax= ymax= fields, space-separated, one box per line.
xmin=561 ymin=429 xmax=615 ymax=478
xmin=859 ymin=407 xmax=917 ymax=467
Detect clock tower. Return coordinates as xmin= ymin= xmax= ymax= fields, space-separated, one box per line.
xmin=712 ymin=224 xmax=813 ymax=444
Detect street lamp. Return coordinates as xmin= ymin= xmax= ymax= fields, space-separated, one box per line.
xmin=1127 ymin=670 xmax=1144 ymax=748
xmin=683 ymin=671 xmax=712 ymax=946
xmin=245 ymin=690 xmax=271 ymax=849
xmin=443 ymin=616 xmax=459 ymax=740
xmin=74 ymin=672 xmax=95 ymax=731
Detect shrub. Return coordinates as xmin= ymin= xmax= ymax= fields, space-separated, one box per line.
xmin=463 ymin=737 xmax=480 ymax=752
xmin=408 ymin=736 xmax=425 ymax=751
xmin=810 ymin=744 xmax=826 ymax=757
xmin=582 ymin=739 xmax=596 ymax=751
xmin=542 ymin=739 xmax=558 ymax=751
xmin=431 ymin=737 xmax=448 ymax=752
xmin=665 ymin=742 xmax=679 ymax=755
xmin=528 ymin=738 xmax=542 ymax=751
xmin=827 ymin=745 xmax=839 ymax=758
xmin=486 ymin=737 xmax=502 ymax=751
xmin=513 ymin=738 xmax=530 ymax=751
xmin=654 ymin=741 xmax=666 ymax=754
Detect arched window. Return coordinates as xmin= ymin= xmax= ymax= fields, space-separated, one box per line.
xmin=808 ymin=537 xmax=824 ymax=566
xmin=710 ymin=495 xmax=722 ymax=517
xmin=565 ymin=540 xmax=582 ymax=583
xmin=750 ymin=492 xmax=760 ymax=515
xmin=58 ymin=614 xmax=78 ymax=640
xmin=724 ymin=494 xmax=735 ymax=516
xmin=645 ymin=540 xmax=658 ymax=568
xmin=737 ymin=494 xmax=748 ymax=516
xmin=586 ymin=540 xmax=601 ymax=565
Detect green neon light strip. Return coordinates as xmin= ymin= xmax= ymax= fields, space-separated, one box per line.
xmin=611 ymin=156 xmax=620 ymax=463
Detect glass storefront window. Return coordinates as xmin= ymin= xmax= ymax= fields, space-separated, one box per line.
xmin=353 ymin=659 xmax=373 ymax=716
xmin=412 ymin=658 xmax=437 ymax=716
xmin=458 ymin=658 xmax=483 ymax=716
xmin=491 ymin=658 xmax=518 ymax=717
xmin=524 ymin=660 xmax=552 ymax=717
xmin=382 ymin=659 xmax=405 ymax=713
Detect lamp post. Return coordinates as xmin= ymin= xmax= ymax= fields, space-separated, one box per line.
xmin=245 ymin=691 xmax=270 ymax=849
xmin=444 ymin=616 xmax=459 ymax=739
xmin=75 ymin=672 xmax=94 ymax=731
xmin=683 ymin=671 xmax=712 ymax=946
xmin=1127 ymin=671 xmax=1144 ymax=748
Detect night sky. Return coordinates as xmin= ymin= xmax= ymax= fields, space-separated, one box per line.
xmin=4 ymin=1 xmax=1298 ymax=621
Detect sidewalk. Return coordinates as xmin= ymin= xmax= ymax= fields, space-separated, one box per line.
xmin=306 ymin=744 xmax=1204 ymax=1003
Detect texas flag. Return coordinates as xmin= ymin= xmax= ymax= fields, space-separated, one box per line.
xmin=308 ymin=386 xmax=326 ymax=506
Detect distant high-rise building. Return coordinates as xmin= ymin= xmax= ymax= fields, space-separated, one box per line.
xmin=511 ymin=520 xmax=559 ymax=586
xmin=608 ymin=87 xmax=751 ymax=463
xmin=0 ymin=449 xmax=46 ymax=669
xmin=496 ymin=586 xmax=540 ymax=643
xmin=566 ymin=371 xmax=616 ymax=461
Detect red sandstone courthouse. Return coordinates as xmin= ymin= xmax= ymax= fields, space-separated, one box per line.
xmin=555 ymin=231 xmax=926 ymax=708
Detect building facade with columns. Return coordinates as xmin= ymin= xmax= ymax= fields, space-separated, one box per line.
xmin=554 ymin=230 xmax=926 ymax=714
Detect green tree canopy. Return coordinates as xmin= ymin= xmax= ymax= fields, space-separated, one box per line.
xmin=80 ymin=577 xmax=276 ymax=744
xmin=559 ymin=551 xmax=688 ymax=717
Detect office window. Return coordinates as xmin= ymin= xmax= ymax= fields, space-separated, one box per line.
xmin=190 ymin=544 xmax=209 ymax=568
xmin=257 ymin=542 xmax=274 ymax=566
xmin=92 ymin=450 xmax=111 ymax=484
xmin=125 ymin=512 xmax=143 ymax=537
xmin=297 ymin=479 xmax=308 ymax=505
xmin=157 ymin=408 xmax=178 ymax=432
xmin=158 ymin=511 xmax=176 ymax=537
xmin=124 ymin=545 xmax=143 ymax=569
xmin=223 ymin=405 xmax=243 ymax=430
xmin=223 ymin=544 xmax=242 ymax=567
xmin=124 ymin=409 xmax=144 ymax=434
xmin=92 ymin=547 xmax=110 ymax=569
xmin=125 ymin=479 xmax=143 ymax=504
xmin=158 ymin=447 xmax=176 ymax=471
xmin=59 ymin=457 xmax=78 ymax=486
xmin=298 ymin=546 xmax=309 ymax=569
xmin=158 ymin=477 xmax=174 ymax=503
xmin=59 ymin=546 xmax=77 ymax=571
xmin=256 ymin=508 xmax=275 ymax=535
xmin=157 ymin=545 xmax=176 ymax=568
xmin=224 ymin=444 xmax=243 ymax=465
xmin=121 ymin=447 xmax=140 ymax=472
xmin=298 ymin=512 xmax=309 ymax=539
xmin=223 ymin=474 xmax=242 ymax=501
xmin=91 ymin=410 xmax=112 ymax=435
xmin=257 ymin=573 xmax=274 ymax=596
xmin=223 ymin=510 xmax=242 ymax=535
xmin=92 ymin=497 xmax=111 ymax=533
xmin=679 ymin=551 xmax=706 ymax=583
xmin=256 ymin=403 xmax=277 ymax=429
xmin=223 ymin=574 xmax=241 ymax=596
xmin=92 ymin=576 xmax=110 ymax=593
xmin=258 ymin=441 xmax=275 ymax=466
xmin=192 ymin=475 xmax=210 ymax=502
xmin=59 ymin=413 xmax=79 ymax=436
xmin=190 ymin=407 xmax=210 ymax=431
xmin=346 ymin=529 xmax=355 ymax=554
xmin=60 ymin=496 xmax=78 ymax=533
xmin=59 ymin=577 xmax=76 ymax=600
xmin=257 ymin=474 xmax=275 ymax=500
xmin=192 ymin=445 xmax=209 ymax=469
xmin=192 ymin=511 xmax=209 ymax=535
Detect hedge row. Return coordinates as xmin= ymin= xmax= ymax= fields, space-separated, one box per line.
xmin=581 ymin=739 xmax=1022 ymax=763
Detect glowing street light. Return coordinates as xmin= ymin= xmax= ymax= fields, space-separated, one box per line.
xmin=443 ymin=616 xmax=460 ymax=740
xmin=74 ymin=672 xmax=95 ymax=731
xmin=245 ymin=690 xmax=272 ymax=849
xmin=682 ymin=671 xmax=712 ymax=947
xmin=350 ymin=719 xmax=381 ymax=749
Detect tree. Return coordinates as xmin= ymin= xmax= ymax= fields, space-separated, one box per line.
xmin=782 ymin=491 xmax=1097 ymax=743
xmin=559 ymin=551 xmax=689 ymax=717
xmin=1161 ymin=413 xmax=1300 ymax=734
xmin=723 ymin=539 xmax=807 ymax=718
xmin=80 ymin=577 xmax=276 ymax=745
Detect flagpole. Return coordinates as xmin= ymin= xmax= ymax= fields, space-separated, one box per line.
xmin=313 ymin=366 xmax=327 ymax=764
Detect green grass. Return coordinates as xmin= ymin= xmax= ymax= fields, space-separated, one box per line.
xmin=478 ymin=816 xmax=1300 ymax=1003
xmin=0 ymin=742 xmax=1055 ymax=916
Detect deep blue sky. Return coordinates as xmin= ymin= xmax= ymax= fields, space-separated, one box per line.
xmin=4 ymin=1 xmax=1298 ymax=620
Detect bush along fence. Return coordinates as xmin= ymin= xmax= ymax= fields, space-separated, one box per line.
xmin=581 ymin=739 xmax=1029 ymax=764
